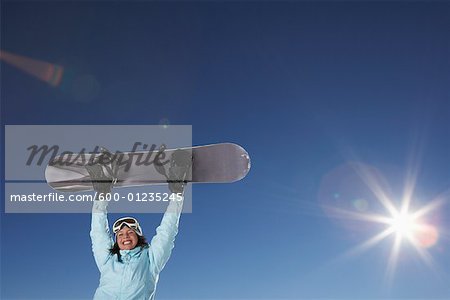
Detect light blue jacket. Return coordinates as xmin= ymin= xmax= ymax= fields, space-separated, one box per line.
xmin=90 ymin=199 xmax=183 ymax=300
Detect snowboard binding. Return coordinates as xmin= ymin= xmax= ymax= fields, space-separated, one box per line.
xmin=85 ymin=147 xmax=120 ymax=197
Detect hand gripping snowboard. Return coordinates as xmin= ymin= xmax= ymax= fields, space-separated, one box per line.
xmin=45 ymin=143 xmax=251 ymax=192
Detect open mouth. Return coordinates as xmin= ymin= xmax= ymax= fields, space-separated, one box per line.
xmin=123 ymin=240 xmax=132 ymax=245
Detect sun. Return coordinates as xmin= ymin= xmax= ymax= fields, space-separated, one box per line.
xmin=388 ymin=211 xmax=419 ymax=239
xmin=385 ymin=207 xmax=440 ymax=249
xmin=334 ymin=194 xmax=444 ymax=285
xmin=326 ymin=162 xmax=447 ymax=284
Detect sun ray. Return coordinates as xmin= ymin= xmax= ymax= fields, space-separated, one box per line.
xmin=401 ymin=118 xmax=433 ymax=219
xmin=342 ymin=227 xmax=395 ymax=259
xmin=384 ymin=233 xmax=403 ymax=286
xmin=411 ymin=192 xmax=449 ymax=220
xmin=350 ymin=163 xmax=398 ymax=217
xmin=401 ymin=145 xmax=422 ymax=215
xmin=323 ymin=205 xmax=392 ymax=225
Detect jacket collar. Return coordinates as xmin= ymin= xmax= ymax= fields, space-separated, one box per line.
xmin=120 ymin=246 xmax=143 ymax=257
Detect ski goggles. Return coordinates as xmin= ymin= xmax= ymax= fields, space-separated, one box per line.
xmin=112 ymin=217 xmax=143 ymax=236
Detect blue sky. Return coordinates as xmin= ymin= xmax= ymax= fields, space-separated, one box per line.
xmin=1 ymin=1 xmax=450 ymax=299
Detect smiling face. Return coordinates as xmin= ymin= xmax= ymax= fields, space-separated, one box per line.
xmin=116 ymin=225 xmax=138 ymax=250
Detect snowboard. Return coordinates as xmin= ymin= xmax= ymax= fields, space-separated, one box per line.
xmin=45 ymin=143 xmax=251 ymax=192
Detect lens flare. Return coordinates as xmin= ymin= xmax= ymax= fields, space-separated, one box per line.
xmin=353 ymin=198 xmax=369 ymax=212
xmin=159 ymin=118 xmax=170 ymax=129
xmin=1 ymin=50 xmax=64 ymax=86
xmin=415 ymin=224 xmax=439 ymax=248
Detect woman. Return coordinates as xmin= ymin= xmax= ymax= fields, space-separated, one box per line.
xmin=87 ymin=148 xmax=189 ymax=299
xmin=91 ymin=197 xmax=183 ymax=299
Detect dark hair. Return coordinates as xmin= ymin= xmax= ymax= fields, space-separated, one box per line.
xmin=109 ymin=233 xmax=148 ymax=263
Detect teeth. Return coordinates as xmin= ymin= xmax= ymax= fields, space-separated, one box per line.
xmin=124 ymin=241 xmax=131 ymax=245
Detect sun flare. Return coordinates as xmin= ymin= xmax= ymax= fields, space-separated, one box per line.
xmin=323 ymin=162 xmax=448 ymax=284
xmin=388 ymin=211 xmax=418 ymax=239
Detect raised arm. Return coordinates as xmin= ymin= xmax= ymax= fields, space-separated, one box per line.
xmin=148 ymin=197 xmax=184 ymax=275
xmin=148 ymin=148 xmax=191 ymax=275
xmin=85 ymin=151 xmax=118 ymax=272
xmin=90 ymin=200 xmax=113 ymax=271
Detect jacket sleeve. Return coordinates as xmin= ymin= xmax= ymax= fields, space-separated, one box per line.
xmin=148 ymin=198 xmax=184 ymax=275
xmin=90 ymin=200 xmax=114 ymax=271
